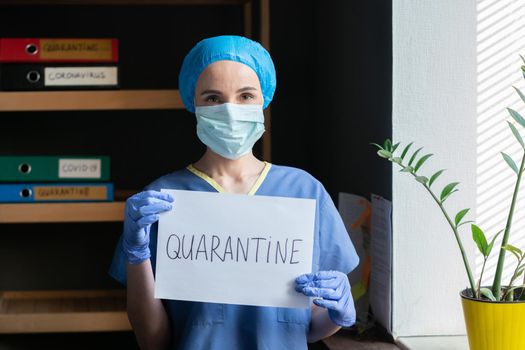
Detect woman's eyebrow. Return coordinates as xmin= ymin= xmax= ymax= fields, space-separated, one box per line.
xmin=200 ymin=89 xmax=222 ymax=96
xmin=200 ymin=87 xmax=257 ymax=95
xmin=236 ymin=86 xmax=257 ymax=93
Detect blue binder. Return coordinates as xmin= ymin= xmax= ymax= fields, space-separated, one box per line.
xmin=0 ymin=183 xmax=114 ymax=203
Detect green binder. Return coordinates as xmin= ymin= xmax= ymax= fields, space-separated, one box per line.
xmin=0 ymin=156 xmax=110 ymax=182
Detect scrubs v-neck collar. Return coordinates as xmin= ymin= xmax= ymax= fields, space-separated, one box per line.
xmin=186 ymin=161 xmax=271 ymax=196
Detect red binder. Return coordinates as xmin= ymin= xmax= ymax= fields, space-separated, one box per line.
xmin=0 ymin=38 xmax=118 ymax=63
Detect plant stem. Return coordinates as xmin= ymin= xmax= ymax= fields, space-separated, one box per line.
xmin=518 ymin=280 xmax=525 ymax=300
xmin=492 ymin=153 xmax=525 ymax=300
xmin=501 ymin=255 xmax=524 ymax=300
xmin=393 ymin=160 xmax=477 ymax=294
xmin=477 ymin=257 xmax=488 ymax=299
xmin=422 ymin=183 xmax=477 ymax=294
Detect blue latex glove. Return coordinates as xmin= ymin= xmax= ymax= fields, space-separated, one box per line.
xmin=122 ymin=190 xmax=174 ymax=264
xmin=295 ymin=270 xmax=356 ymax=327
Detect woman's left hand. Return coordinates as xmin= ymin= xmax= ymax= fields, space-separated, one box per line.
xmin=295 ymin=270 xmax=356 ymax=327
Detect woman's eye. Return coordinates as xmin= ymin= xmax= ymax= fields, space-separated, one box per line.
xmin=241 ymin=94 xmax=254 ymax=100
xmin=205 ymin=96 xmax=220 ymax=103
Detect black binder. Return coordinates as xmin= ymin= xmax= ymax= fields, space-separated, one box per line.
xmin=0 ymin=64 xmax=119 ymax=90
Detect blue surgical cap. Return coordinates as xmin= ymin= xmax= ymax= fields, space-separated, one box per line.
xmin=179 ymin=35 xmax=277 ymax=113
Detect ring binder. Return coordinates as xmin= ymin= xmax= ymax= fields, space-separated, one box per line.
xmin=0 ymin=183 xmax=114 ymax=202
xmin=0 ymin=38 xmax=119 ymax=63
xmin=0 ymin=156 xmax=110 ymax=182
xmin=0 ymin=64 xmax=119 ymax=90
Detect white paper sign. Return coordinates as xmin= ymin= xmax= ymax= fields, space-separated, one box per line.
xmin=154 ymin=189 xmax=316 ymax=309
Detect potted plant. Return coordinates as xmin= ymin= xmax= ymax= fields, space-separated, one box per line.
xmin=372 ymin=61 xmax=525 ymax=350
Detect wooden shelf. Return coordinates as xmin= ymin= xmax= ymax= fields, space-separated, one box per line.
xmin=0 ymin=90 xmax=183 ymax=111
xmin=0 ymin=202 xmax=125 ymax=223
xmin=0 ymin=290 xmax=130 ymax=333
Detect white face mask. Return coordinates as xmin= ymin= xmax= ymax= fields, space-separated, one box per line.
xmin=194 ymin=103 xmax=265 ymax=160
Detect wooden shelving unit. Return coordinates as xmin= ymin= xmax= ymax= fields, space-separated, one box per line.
xmin=0 ymin=290 xmax=130 ymax=333
xmin=0 ymin=90 xmax=183 ymax=111
xmin=0 ymin=202 xmax=125 ymax=223
xmin=0 ymin=0 xmax=270 ymax=338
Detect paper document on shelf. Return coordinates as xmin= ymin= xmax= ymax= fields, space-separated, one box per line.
xmin=338 ymin=192 xmax=372 ymax=326
xmin=369 ymin=193 xmax=393 ymax=332
xmin=154 ymin=189 xmax=316 ymax=309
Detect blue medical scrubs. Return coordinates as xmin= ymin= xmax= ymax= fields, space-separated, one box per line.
xmin=109 ymin=162 xmax=359 ymax=350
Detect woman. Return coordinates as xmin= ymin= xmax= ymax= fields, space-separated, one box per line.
xmin=109 ymin=35 xmax=359 ymax=350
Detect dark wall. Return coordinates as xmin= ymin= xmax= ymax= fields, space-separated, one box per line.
xmin=269 ymin=1 xmax=316 ymax=171
xmin=271 ymin=0 xmax=392 ymax=202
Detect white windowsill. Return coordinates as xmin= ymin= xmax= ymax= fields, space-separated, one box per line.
xmin=396 ymin=335 xmax=468 ymax=350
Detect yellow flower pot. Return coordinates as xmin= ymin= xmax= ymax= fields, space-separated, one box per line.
xmin=461 ymin=289 xmax=525 ymax=350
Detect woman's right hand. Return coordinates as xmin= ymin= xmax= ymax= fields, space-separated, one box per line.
xmin=122 ymin=190 xmax=174 ymax=264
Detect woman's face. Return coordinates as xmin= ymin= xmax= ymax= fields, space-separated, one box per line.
xmin=194 ymin=60 xmax=264 ymax=108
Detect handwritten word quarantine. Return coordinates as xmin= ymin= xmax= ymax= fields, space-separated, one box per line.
xmin=165 ymin=234 xmax=303 ymax=264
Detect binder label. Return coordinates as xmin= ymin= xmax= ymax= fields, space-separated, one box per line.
xmin=33 ymin=185 xmax=108 ymax=200
xmin=40 ymin=39 xmax=114 ymax=60
xmin=44 ymin=67 xmax=117 ymax=86
xmin=59 ymin=159 xmax=102 ymax=179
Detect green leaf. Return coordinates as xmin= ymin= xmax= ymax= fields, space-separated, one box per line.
xmin=400 ymin=142 xmax=414 ymax=161
xmin=454 ymin=208 xmax=470 ymax=227
xmin=502 ymin=244 xmax=523 ymax=259
xmin=442 ymin=189 xmax=459 ymax=203
xmin=486 ymin=229 xmax=504 ymax=257
xmin=414 ymin=154 xmax=433 ymax=173
xmin=384 ymin=139 xmax=392 ymax=152
xmin=440 ymin=182 xmax=460 ymax=202
xmin=415 ymin=176 xmax=429 ymax=184
xmin=377 ymin=150 xmax=392 ymax=159
xmin=408 ymin=147 xmax=423 ymax=167
xmin=472 ymin=224 xmax=489 ymax=257
xmin=520 ymin=54 xmax=525 ymax=64
xmin=508 ymin=121 xmax=525 ymax=149
xmin=480 ymin=288 xmax=496 ymax=301
xmin=370 ymin=142 xmax=384 ymax=150
xmin=502 ymin=152 xmax=519 ymax=175
xmin=514 ymin=86 xmax=525 ymax=106
xmin=392 ymin=142 xmax=400 ymax=153
xmin=508 ymin=108 xmax=525 ymax=129
xmin=401 ymin=166 xmax=414 ymax=173
xmin=428 ymin=169 xmax=446 ymax=188
xmin=391 ymin=157 xmax=403 ymax=164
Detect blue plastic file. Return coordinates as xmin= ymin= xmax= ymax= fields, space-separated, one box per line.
xmin=0 ymin=183 xmax=114 ymax=203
